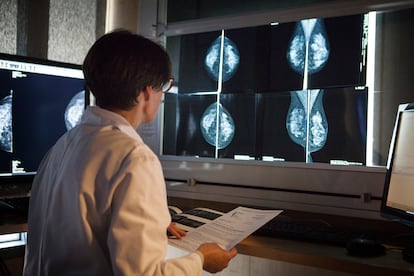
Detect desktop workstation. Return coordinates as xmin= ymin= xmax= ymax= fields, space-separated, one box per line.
xmin=1 ymin=1 xmax=414 ymax=275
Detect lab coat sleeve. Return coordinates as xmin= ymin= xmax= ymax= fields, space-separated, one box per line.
xmin=107 ymin=147 xmax=203 ymax=276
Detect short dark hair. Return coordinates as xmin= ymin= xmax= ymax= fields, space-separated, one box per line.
xmin=83 ymin=29 xmax=171 ymax=110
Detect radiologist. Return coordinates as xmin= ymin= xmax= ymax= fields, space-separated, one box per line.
xmin=23 ymin=29 xmax=237 ymax=275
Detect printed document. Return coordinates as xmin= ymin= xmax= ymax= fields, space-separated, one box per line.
xmin=169 ymin=206 xmax=283 ymax=252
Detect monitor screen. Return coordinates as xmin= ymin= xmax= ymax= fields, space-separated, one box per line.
xmin=163 ymin=13 xmax=368 ymax=163
xmin=0 ymin=53 xmax=86 ymax=176
xmin=170 ymin=13 xmax=366 ymax=95
xmin=381 ymin=105 xmax=414 ymax=228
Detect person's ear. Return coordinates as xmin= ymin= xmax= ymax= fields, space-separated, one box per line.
xmin=141 ymin=86 xmax=152 ymax=101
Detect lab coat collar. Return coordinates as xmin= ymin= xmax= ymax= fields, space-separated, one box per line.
xmin=81 ymin=106 xmax=142 ymax=142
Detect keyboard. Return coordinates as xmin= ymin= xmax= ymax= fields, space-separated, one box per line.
xmin=254 ymin=217 xmax=370 ymax=247
xmin=183 ymin=209 xmax=222 ymax=220
xmin=172 ymin=215 xmax=206 ymax=228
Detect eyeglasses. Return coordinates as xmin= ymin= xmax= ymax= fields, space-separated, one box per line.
xmin=161 ymin=78 xmax=174 ymax=93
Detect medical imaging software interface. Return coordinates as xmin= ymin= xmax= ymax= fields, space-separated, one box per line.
xmin=163 ymin=13 xmax=368 ymax=164
xmin=0 ymin=57 xmax=85 ymax=175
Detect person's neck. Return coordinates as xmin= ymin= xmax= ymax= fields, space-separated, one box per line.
xmin=107 ymin=106 xmax=142 ymax=129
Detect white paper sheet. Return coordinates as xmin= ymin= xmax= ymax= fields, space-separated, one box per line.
xmin=169 ymin=206 xmax=283 ymax=252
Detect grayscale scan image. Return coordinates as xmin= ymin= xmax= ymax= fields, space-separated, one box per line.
xmin=205 ymin=35 xmax=240 ymax=82
xmin=286 ymin=18 xmax=330 ymax=162
xmin=64 ymin=90 xmax=85 ymax=130
xmin=0 ymin=94 xmax=12 ymax=153
xmin=200 ymin=102 xmax=235 ymax=149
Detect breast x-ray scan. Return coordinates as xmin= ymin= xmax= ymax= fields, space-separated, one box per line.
xmin=163 ymin=93 xmax=218 ymax=157
xmin=0 ymin=71 xmax=13 ymax=173
xmin=12 ymin=73 xmax=85 ymax=173
xmin=163 ymin=13 xmax=367 ymax=164
xmin=259 ymin=87 xmax=367 ymax=163
xmin=176 ymin=30 xmax=223 ymax=93
xmin=163 ymin=92 xmax=257 ymax=158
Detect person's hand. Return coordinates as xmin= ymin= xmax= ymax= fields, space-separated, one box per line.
xmin=197 ymin=243 xmax=238 ymax=273
xmin=167 ymin=222 xmax=186 ymax=239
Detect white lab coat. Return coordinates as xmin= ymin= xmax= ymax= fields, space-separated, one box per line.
xmin=23 ymin=106 xmax=203 ymax=276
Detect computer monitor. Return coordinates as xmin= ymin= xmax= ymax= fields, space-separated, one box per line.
xmin=164 ymin=13 xmax=367 ymax=162
xmin=0 ymin=53 xmax=86 ymax=178
xmin=381 ymin=104 xmax=414 ymax=226
xmin=381 ymin=103 xmax=414 ymax=262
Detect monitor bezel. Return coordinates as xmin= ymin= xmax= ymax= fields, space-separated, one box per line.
xmin=0 ymin=52 xmax=83 ymax=73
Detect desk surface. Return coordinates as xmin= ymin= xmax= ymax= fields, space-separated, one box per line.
xmin=1 ymin=221 xmax=412 ymax=275
xmin=238 ymin=235 xmax=414 ymax=276
xmin=2 ymin=199 xmax=414 ymax=275
xmin=169 ymin=196 xmax=414 ymax=275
